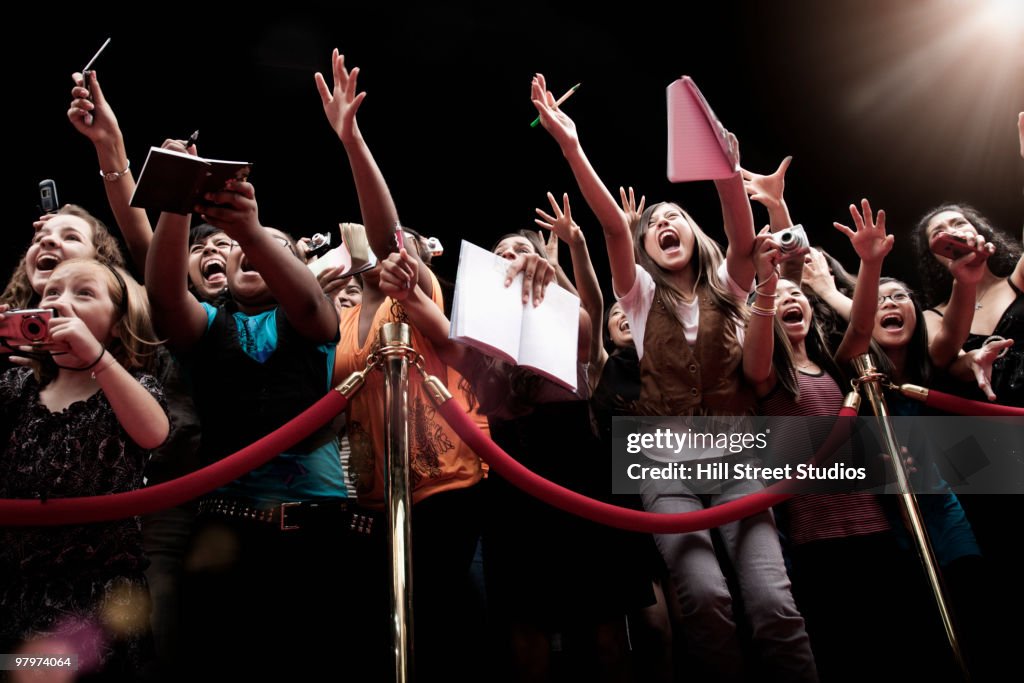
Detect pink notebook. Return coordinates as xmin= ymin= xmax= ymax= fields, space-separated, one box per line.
xmin=666 ymin=77 xmax=738 ymax=182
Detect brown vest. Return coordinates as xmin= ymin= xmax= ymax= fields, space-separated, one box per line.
xmin=636 ymin=291 xmax=755 ymax=417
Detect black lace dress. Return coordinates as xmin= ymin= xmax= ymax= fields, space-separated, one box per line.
xmin=0 ymin=366 xmax=163 ymax=675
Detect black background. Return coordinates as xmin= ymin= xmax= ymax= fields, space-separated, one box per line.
xmin=4 ymin=0 xmax=1022 ymax=292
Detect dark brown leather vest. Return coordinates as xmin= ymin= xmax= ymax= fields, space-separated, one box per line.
xmin=636 ymin=291 xmax=755 ymax=417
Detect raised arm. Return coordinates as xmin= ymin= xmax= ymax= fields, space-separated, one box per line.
xmin=378 ymin=249 xmax=474 ymax=376
xmin=314 ymin=50 xmax=432 ymax=297
xmin=144 ymin=142 xmax=209 ymax=350
xmin=43 ymin=315 xmax=168 ymax=449
xmin=742 ymin=156 xmax=803 ymax=283
xmin=91 ymin=354 xmax=169 ymax=450
xmin=534 ymin=192 xmax=604 ymax=369
xmin=928 ymin=233 xmax=993 ymax=367
xmin=538 ymin=228 xmax=578 ymax=296
xmin=742 ymin=156 xmax=795 ymax=232
xmin=532 ymin=73 xmax=636 ymax=297
xmin=834 ymin=200 xmax=893 ymax=364
xmin=68 ymin=71 xmax=154 ymax=273
xmin=201 ymin=181 xmax=339 ymax=343
xmin=716 ymin=133 xmax=757 ymax=291
xmin=742 ymin=230 xmax=783 ymax=396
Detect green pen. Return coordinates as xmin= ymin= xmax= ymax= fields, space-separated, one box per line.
xmin=530 ymin=82 xmax=580 ymax=128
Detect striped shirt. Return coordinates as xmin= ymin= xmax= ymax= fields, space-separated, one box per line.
xmin=761 ymin=370 xmax=889 ymax=545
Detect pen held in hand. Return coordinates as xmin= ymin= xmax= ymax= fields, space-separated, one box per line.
xmin=530 ymin=82 xmax=580 ymax=128
xmin=185 ymin=130 xmax=199 ymax=150
xmin=82 ymin=37 xmax=111 ymax=74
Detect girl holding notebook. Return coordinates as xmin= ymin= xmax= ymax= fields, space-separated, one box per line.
xmin=532 ymin=73 xmax=816 ymax=682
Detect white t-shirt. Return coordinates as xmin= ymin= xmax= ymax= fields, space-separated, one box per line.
xmin=617 ymin=262 xmax=749 ymax=360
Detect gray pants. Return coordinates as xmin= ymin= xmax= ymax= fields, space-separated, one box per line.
xmin=640 ymin=474 xmax=818 ymax=682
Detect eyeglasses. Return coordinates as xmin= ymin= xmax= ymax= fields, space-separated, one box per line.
xmin=878 ymin=291 xmax=911 ymax=305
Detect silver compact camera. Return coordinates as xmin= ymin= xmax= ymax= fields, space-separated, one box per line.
xmin=774 ymin=224 xmax=809 ymax=261
xmin=307 ymin=232 xmax=333 ymax=259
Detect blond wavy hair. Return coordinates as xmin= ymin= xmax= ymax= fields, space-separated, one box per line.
xmin=1 ymin=205 xmax=125 ymax=309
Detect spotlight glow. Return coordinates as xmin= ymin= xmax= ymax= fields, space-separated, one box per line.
xmin=975 ymin=0 xmax=1024 ymax=34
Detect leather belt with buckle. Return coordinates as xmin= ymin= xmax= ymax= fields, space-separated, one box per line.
xmin=198 ymin=497 xmax=375 ymax=534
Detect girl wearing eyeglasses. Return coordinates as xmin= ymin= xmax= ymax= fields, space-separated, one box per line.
xmin=145 ymin=138 xmax=348 ymax=678
xmin=836 ymin=200 xmax=1002 ymax=678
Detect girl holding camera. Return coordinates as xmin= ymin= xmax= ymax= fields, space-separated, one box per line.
xmin=0 ymin=257 xmax=167 ymax=675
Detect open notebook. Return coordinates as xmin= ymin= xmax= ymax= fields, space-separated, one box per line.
xmin=450 ymin=240 xmax=580 ymax=392
xmin=666 ymin=76 xmax=738 ymax=182
xmin=130 ymin=146 xmax=251 ymax=215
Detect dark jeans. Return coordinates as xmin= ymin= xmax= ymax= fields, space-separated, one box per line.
xmin=180 ymin=511 xmax=384 ymax=679
xmin=141 ymin=505 xmax=195 ymax=681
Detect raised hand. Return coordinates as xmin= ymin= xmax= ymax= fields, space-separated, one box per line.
xmin=32 ymin=213 xmax=56 ymax=232
xmin=317 ymin=265 xmax=348 ymax=297
xmin=618 ymin=186 xmax=646 ymax=231
xmin=539 ymin=229 xmax=559 ymax=265
xmin=724 ymin=132 xmax=741 ymax=171
xmin=379 ymin=249 xmax=418 ymax=301
xmin=531 ymin=73 xmax=579 ymax=149
xmin=752 ymin=226 xmax=782 ymax=285
xmin=802 ymin=248 xmax=835 ymax=293
xmin=161 ymin=137 xmax=197 ymax=157
xmin=504 ymin=252 xmax=556 ymax=306
xmin=946 ymin=232 xmax=995 ymax=285
xmin=67 ymin=71 xmax=122 ymax=147
xmin=741 ymin=156 xmax=792 ymax=211
xmin=314 ymin=49 xmax=366 ymax=145
xmin=967 ymin=337 xmax=1015 ymax=401
xmin=199 ymin=180 xmax=260 ymax=240
xmin=43 ymin=317 xmax=105 ymax=369
xmin=833 ymin=199 xmax=893 ymax=265
xmin=534 ymin=192 xmax=582 ymax=247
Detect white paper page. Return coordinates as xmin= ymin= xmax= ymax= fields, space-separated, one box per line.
xmin=450 ymin=240 xmax=524 ymax=364
xmin=518 ymin=283 xmax=580 ymax=392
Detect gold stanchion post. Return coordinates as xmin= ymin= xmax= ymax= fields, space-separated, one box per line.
xmin=380 ymin=322 xmax=416 ymax=683
xmin=851 ymin=353 xmax=970 ymax=681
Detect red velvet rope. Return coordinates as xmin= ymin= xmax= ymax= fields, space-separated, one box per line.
xmin=0 ymin=391 xmax=349 ymax=527
xmin=922 ymin=388 xmax=1024 ymax=417
xmin=437 ymin=400 xmax=859 ymax=534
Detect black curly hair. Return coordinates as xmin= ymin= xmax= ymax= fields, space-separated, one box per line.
xmin=911 ymin=204 xmax=1022 ymax=310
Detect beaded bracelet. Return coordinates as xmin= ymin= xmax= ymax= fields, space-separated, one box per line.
xmin=982 ymin=335 xmax=1011 ymax=359
xmin=100 ymin=160 xmax=130 ymax=182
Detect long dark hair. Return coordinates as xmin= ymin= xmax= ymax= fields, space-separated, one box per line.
xmin=755 ymin=279 xmax=846 ymax=401
xmin=911 ymin=203 xmax=1022 ymax=309
xmin=634 ymin=202 xmax=747 ymax=336
xmin=873 ymin=277 xmax=931 ymax=386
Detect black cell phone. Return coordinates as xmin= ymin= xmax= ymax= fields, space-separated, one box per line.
xmin=39 ymin=179 xmax=59 ymax=214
